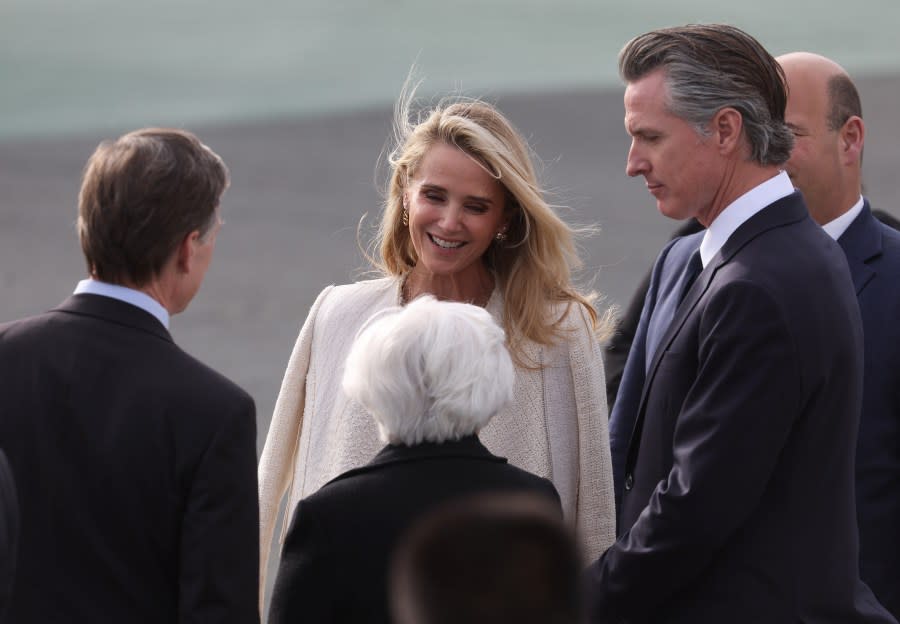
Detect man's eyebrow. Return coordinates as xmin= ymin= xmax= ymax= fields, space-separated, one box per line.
xmin=627 ymin=124 xmax=658 ymax=138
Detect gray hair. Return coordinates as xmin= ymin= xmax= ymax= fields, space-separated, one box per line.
xmin=341 ymin=296 xmax=514 ymax=446
xmin=619 ymin=24 xmax=794 ymax=166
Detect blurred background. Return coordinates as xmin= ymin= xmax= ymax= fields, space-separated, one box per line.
xmin=4 ymin=0 xmax=900 ymax=140
xmin=3 ymin=0 xmax=900 ymax=608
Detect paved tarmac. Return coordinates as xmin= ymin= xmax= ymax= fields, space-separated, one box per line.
xmin=2 ymin=76 xmax=899 ymax=453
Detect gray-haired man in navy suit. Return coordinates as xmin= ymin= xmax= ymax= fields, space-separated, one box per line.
xmin=586 ymin=25 xmax=896 ymax=623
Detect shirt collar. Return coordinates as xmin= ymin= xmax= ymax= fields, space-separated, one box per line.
xmin=699 ymin=171 xmax=794 ymax=267
xmin=73 ymin=278 xmax=170 ymax=329
xmin=821 ymin=196 xmax=864 ymax=241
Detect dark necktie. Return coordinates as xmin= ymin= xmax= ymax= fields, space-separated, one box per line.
xmin=678 ymin=250 xmax=704 ymax=304
xmin=645 ymin=249 xmax=704 ymax=371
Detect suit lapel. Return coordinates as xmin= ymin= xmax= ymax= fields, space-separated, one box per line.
xmin=644 ymin=232 xmax=705 ymax=371
xmin=53 ymin=294 xmax=174 ymax=343
xmin=625 ymin=193 xmax=810 ymax=471
xmin=836 ymin=201 xmax=881 ymax=296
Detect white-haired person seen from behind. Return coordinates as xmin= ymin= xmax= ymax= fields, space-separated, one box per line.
xmin=267 ymin=296 xmax=562 ymax=624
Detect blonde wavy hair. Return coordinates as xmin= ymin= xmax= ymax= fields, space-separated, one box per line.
xmin=371 ymin=91 xmax=609 ymax=365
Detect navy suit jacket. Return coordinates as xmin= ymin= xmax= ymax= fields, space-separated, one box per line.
xmin=587 ymin=192 xmax=895 ymax=623
xmin=840 ymin=202 xmax=900 ymax=620
xmin=268 ymin=435 xmax=561 ymax=624
xmin=0 ymin=294 xmax=260 ymax=624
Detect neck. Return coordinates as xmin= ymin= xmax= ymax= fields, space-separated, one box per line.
xmin=812 ymin=185 xmax=862 ymax=226
xmin=119 ymin=276 xmax=179 ymax=315
xmin=699 ymin=163 xmax=782 ymax=227
xmin=403 ymin=265 xmax=495 ymax=307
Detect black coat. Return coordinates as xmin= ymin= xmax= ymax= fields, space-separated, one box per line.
xmin=587 ymin=193 xmax=896 ymax=623
xmin=268 ymin=435 xmax=560 ymax=624
xmin=0 ymin=294 xmax=259 ymax=624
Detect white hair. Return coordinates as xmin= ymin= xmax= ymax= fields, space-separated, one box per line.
xmin=342 ymin=296 xmax=515 ymax=446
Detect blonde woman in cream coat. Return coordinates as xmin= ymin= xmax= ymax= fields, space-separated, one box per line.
xmin=258 ymin=95 xmax=616 ymax=596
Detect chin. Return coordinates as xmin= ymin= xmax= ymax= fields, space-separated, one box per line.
xmin=658 ymin=203 xmax=689 ymax=221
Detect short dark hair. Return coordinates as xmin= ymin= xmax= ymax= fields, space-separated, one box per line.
xmin=827 ymin=74 xmax=863 ymax=131
xmin=77 ymin=127 xmax=229 ymax=286
xmin=619 ymin=24 xmax=794 ymax=166
xmin=390 ymin=493 xmax=580 ymax=624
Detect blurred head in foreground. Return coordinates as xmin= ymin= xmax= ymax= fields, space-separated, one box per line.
xmin=390 ymin=492 xmax=580 ymax=624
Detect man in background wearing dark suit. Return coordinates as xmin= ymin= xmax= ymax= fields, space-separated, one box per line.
xmin=585 ymin=25 xmax=895 ymax=623
xmin=778 ymin=51 xmax=900 ymax=620
xmin=0 ymin=128 xmax=259 ymax=623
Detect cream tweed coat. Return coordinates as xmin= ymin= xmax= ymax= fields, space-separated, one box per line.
xmin=258 ymin=277 xmax=616 ymax=588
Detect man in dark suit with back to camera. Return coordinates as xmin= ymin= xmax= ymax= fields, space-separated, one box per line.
xmin=0 ymin=128 xmax=260 ymax=623
xmin=585 ymin=25 xmax=896 ymax=623
xmin=777 ymin=51 xmax=900 ymax=620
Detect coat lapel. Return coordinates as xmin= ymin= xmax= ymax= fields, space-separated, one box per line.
xmin=836 ymin=201 xmax=880 ymax=296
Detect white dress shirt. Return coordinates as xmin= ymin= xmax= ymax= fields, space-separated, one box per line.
xmin=821 ymin=196 xmax=864 ymax=241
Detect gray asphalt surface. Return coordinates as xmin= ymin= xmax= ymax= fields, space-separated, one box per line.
xmin=2 ymin=76 xmax=899 ymax=452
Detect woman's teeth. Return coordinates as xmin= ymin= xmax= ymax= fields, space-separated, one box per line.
xmin=430 ymin=234 xmax=464 ymax=249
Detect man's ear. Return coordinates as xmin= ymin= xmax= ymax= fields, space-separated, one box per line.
xmin=176 ymin=230 xmax=201 ymax=274
xmin=839 ymin=115 xmax=865 ymax=166
xmin=711 ymin=107 xmax=744 ymax=155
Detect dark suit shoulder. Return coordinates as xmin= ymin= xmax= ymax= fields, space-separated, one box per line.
xmin=158 ymin=341 xmax=253 ymax=407
xmin=872 ymin=208 xmax=900 ymax=232
xmin=0 ymin=306 xmax=68 ymax=343
xmin=878 ymin=218 xmax=900 ymax=256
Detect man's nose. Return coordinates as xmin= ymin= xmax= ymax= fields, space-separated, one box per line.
xmin=625 ymin=142 xmax=648 ymax=178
